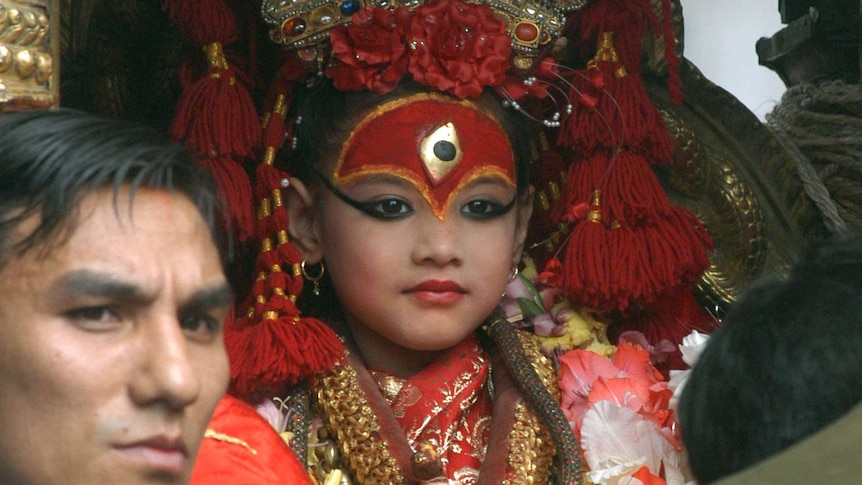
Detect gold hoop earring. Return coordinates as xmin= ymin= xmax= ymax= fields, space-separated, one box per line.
xmin=508 ymin=263 xmax=519 ymax=282
xmin=300 ymin=260 xmax=325 ymax=296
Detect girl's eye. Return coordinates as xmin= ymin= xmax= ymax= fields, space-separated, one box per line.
xmin=366 ymin=198 xmax=413 ymax=219
xmin=460 ymin=199 xmax=512 ymax=219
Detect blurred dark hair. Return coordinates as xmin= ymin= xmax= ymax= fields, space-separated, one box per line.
xmin=0 ymin=108 xmax=230 ymax=268
xmin=678 ymin=231 xmax=862 ymax=483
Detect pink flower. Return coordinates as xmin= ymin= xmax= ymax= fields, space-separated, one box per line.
xmin=558 ymin=349 xmax=619 ymax=423
xmin=612 ymin=342 xmax=665 ymax=384
xmin=558 ymin=344 xmax=685 ymax=453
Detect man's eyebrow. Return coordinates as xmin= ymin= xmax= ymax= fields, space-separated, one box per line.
xmin=50 ymin=269 xmax=150 ymax=302
xmin=180 ymin=283 xmax=234 ymax=314
xmin=47 ymin=270 xmax=233 ymax=310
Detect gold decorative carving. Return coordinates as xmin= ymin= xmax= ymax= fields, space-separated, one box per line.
xmin=646 ymin=60 xmax=819 ymax=313
xmin=0 ymin=0 xmax=58 ymax=112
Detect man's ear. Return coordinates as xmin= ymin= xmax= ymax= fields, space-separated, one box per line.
xmin=512 ymin=186 xmax=535 ymax=263
xmin=285 ymin=177 xmax=324 ymax=263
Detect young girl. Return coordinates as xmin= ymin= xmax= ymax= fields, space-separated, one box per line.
xmin=285 ymin=80 xmax=580 ymax=484
xmin=191 ymin=3 xmax=582 ymax=481
xmin=187 ymin=0 xmax=701 ymax=482
xmin=195 ymin=80 xmax=584 ymax=485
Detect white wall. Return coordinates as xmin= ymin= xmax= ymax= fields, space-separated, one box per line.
xmin=680 ymin=0 xmax=789 ymax=120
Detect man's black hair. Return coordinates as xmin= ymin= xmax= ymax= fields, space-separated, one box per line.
xmin=0 ymin=108 xmax=230 ymax=267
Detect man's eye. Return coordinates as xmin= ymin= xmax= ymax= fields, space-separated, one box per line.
xmin=180 ymin=314 xmax=222 ymax=339
xmin=367 ymin=198 xmax=413 ymax=219
xmin=460 ymin=199 xmax=510 ymax=219
xmin=66 ymin=306 xmax=121 ymax=329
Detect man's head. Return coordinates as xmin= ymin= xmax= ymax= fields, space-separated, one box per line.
xmin=678 ymin=232 xmax=862 ymax=484
xmin=0 ymin=109 xmax=233 ymax=484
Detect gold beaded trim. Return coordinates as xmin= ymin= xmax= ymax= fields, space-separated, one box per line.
xmin=504 ymin=330 xmax=559 ymax=485
xmin=519 ymin=329 xmax=562 ymax=402
xmin=503 ymin=401 xmax=553 ymax=485
xmin=312 ymin=360 xmax=404 ymax=484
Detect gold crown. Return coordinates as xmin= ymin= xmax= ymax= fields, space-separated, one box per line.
xmin=260 ymin=0 xmax=588 ymax=69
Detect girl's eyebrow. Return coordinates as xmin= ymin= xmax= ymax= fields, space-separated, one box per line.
xmin=466 ymin=176 xmax=515 ymax=189
xmin=346 ymin=174 xmax=414 ymax=188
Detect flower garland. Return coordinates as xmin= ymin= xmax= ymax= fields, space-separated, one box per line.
xmin=502 ymin=257 xmax=705 ymax=485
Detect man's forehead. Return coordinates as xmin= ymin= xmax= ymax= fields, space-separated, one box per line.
xmin=1 ymin=187 xmax=217 ymax=279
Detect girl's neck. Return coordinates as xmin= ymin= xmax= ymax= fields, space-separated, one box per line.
xmin=343 ymin=318 xmax=446 ymax=377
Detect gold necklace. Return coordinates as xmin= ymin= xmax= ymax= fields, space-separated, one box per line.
xmin=309 ymin=330 xmax=558 ymax=484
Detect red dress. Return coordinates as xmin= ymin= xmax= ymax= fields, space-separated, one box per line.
xmin=190 ymin=394 xmax=312 ymax=484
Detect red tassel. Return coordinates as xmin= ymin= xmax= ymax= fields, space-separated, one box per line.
xmin=170 ymin=46 xmax=260 ymax=158
xmin=557 ymin=149 xmax=712 ymax=312
xmin=660 ymin=0 xmax=683 ymax=105
xmin=162 ymin=0 xmax=239 ymax=46
xmin=602 ymin=150 xmax=672 ymax=225
xmin=558 ymin=40 xmax=674 ymax=162
xmin=194 ymin=154 xmax=255 ymax=243
xmin=223 ymin=88 xmax=344 ymax=399
xmin=612 ymin=207 xmax=712 ymax=309
xmin=562 ymin=190 xmax=619 ymax=312
xmin=164 ymin=0 xmax=260 ymax=249
xmin=226 ymin=313 xmax=343 ymax=398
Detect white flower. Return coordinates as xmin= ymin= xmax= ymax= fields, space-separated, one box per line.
xmin=581 ymin=401 xmax=686 ymax=485
xmin=679 ymin=330 xmax=710 ymax=367
xmin=668 ymin=330 xmax=710 ymax=410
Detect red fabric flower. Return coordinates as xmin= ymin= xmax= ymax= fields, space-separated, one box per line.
xmin=537 ymin=257 xmax=563 ymax=288
xmin=327 ymin=7 xmax=411 ymax=93
xmin=497 ymin=57 xmax=560 ymax=101
xmin=406 ymin=0 xmax=511 ymax=98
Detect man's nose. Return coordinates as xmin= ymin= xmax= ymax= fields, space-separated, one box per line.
xmin=128 ymin=314 xmax=200 ymax=409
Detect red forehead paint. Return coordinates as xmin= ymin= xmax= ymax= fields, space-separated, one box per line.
xmin=334 ymin=93 xmax=516 ymax=219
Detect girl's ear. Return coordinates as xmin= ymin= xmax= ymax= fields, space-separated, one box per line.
xmin=285 ymin=177 xmax=324 ymax=263
xmin=512 ymin=186 xmax=535 ymax=263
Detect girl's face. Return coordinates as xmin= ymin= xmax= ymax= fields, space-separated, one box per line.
xmin=291 ymin=94 xmax=532 ymax=375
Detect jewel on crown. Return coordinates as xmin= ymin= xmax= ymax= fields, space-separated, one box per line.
xmin=260 ymin=0 xmax=587 ymax=71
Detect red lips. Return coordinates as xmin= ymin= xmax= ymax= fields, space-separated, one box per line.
xmin=405 ymin=280 xmax=466 ymax=305
xmin=406 ymin=280 xmax=466 ymax=293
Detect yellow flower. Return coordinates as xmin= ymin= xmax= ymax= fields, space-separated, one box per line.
xmin=538 ymin=304 xmax=615 ymax=357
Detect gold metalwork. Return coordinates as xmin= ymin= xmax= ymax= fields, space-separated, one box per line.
xmin=312 ymin=360 xmax=404 ymax=484
xmin=0 ymin=0 xmax=58 ymax=112
xmin=586 ymin=190 xmax=603 ymax=224
xmin=420 ymin=122 xmax=462 ymax=184
xmin=503 ymin=330 xmax=557 ymax=485
xmin=260 ymin=0 xmax=578 ymax=69
xmin=310 ymin=329 xmax=560 ymax=484
xmin=645 ymin=59 xmax=813 ymax=314
xmin=588 ymin=31 xmax=627 ymax=78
